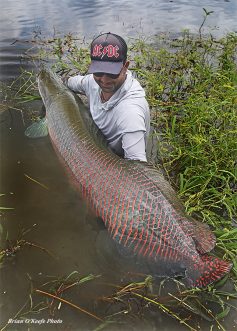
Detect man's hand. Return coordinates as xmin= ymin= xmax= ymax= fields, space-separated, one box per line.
xmin=61 ymin=73 xmax=70 ymax=85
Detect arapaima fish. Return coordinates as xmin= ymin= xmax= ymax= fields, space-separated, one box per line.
xmin=25 ymin=69 xmax=232 ymax=288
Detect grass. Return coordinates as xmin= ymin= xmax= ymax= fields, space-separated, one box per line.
xmin=1 ymin=272 xmax=236 ymax=331
xmin=1 ymin=10 xmax=237 ymax=330
xmin=0 ymin=271 xmax=102 ymax=331
xmin=0 ymin=226 xmax=54 ymax=263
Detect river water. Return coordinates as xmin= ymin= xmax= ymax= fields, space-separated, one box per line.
xmin=0 ymin=1 xmax=237 ymax=331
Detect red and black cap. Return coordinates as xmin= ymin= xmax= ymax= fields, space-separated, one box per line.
xmin=88 ymin=32 xmax=127 ymax=75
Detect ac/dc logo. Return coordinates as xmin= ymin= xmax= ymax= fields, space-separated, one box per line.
xmin=92 ymin=44 xmax=120 ymax=58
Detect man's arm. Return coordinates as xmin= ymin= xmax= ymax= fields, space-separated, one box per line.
xmin=122 ymin=131 xmax=147 ymax=162
xmin=62 ymin=74 xmax=89 ymax=94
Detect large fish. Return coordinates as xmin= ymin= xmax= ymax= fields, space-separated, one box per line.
xmin=25 ymin=69 xmax=232 ymax=288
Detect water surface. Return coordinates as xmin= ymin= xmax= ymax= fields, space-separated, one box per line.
xmin=1 ymin=0 xmax=237 ymax=80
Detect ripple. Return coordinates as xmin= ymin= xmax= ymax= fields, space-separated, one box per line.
xmin=0 ymin=0 xmax=237 ymax=81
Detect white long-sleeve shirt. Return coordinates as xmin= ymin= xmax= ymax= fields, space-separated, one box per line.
xmin=67 ymin=71 xmax=150 ymax=162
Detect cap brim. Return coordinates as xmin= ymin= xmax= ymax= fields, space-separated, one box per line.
xmin=88 ymin=60 xmax=123 ymax=75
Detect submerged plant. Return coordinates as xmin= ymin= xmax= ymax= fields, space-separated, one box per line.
xmin=0 ymin=193 xmax=14 ymax=211
xmin=0 ymin=226 xmax=53 ymax=262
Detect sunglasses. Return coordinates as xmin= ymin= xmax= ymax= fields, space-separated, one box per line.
xmin=93 ymin=72 xmax=121 ymax=79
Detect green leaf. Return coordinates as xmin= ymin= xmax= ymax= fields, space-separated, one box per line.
xmin=216 ymin=306 xmax=231 ymax=320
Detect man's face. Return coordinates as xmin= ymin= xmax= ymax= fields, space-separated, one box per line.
xmin=93 ymin=62 xmax=129 ymax=94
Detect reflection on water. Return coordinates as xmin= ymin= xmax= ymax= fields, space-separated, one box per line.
xmin=1 ymin=0 xmax=237 ymax=80
xmin=1 ymin=0 xmax=237 ymax=41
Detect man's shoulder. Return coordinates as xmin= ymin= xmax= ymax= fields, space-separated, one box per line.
xmin=118 ymin=72 xmax=148 ymax=106
xmin=117 ymin=96 xmax=149 ymax=113
xmin=115 ymin=102 xmax=147 ymax=124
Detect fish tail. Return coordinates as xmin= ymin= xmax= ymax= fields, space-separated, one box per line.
xmin=189 ymin=255 xmax=232 ymax=288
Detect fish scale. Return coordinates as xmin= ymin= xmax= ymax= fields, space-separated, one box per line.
xmin=51 ymin=107 xmax=192 ymax=259
xmin=32 ymin=69 xmax=233 ymax=288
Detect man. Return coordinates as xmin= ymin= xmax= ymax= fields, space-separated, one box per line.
xmin=64 ymin=32 xmax=150 ymax=162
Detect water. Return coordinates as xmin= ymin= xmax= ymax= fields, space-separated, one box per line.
xmin=1 ymin=0 xmax=237 ymax=80
xmin=0 ymin=1 xmax=237 ymax=330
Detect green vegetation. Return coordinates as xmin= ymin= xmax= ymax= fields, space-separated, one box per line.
xmin=132 ymin=32 xmax=237 ymax=222
xmin=1 ymin=10 xmax=237 ymax=331
xmin=130 ymin=31 xmax=237 ymax=279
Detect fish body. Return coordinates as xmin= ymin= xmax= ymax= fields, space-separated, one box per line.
xmin=27 ymin=69 xmax=232 ymax=287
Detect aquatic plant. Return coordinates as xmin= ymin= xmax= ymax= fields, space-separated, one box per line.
xmin=0 ymin=226 xmax=53 ymax=263
xmin=0 ymin=194 xmax=14 ymax=211
xmin=0 ymin=271 xmax=102 ymax=331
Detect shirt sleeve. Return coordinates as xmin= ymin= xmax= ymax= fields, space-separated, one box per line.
xmin=122 ymin=131 xmax=147 ymax=162
xmin=117 ymin=102 xmax=148 ymax=133
xmin=67 ymin=74 xmax=90 ymax=94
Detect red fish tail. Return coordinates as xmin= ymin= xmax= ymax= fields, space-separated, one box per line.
xmin=189 ymin=255 xmax=232 ymax=288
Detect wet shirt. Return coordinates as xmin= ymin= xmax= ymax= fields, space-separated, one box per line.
xmin=67 ymin=71 xmax=150 ymax=161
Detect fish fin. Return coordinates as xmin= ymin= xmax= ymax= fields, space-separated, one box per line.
xmin=189 ymin=255 xmax=232 ymax=288
xmin=24 ymin=117 xmax=48 ymax=138
xmin=180 ymin=218 xmax=216 ymax=254
xmin=191 ymin=220 xmax=216 ymax=254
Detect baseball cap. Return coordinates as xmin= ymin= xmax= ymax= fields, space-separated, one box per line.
xmin=88 ymin=32 xmax=127 ymax=75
